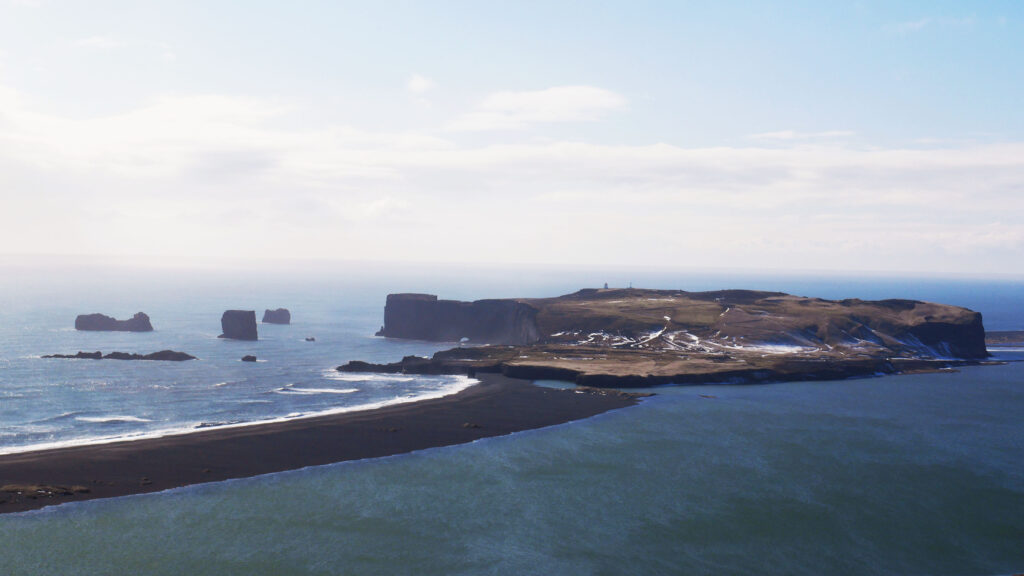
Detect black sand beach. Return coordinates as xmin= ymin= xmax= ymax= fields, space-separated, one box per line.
xmin=0 ymin=374 xmax=642 ymax=514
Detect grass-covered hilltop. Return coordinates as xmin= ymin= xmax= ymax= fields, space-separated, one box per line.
xmin=340 ymin=288 xmax=989 ymax=387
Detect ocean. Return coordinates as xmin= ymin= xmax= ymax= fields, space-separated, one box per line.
xmin=1 ymin=261 xmax=1022 ymax=575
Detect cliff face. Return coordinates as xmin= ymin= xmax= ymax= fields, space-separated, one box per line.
xmin=349 ymin=287 xmax=991 ymax=388
xmin=905 ymin=315 xmax=987 ymax=358
xmin=373 ymin=288 xmax=988 ymax=360
xmin=219 ymin=310 xmax=258 ymax=341
xmin=376 ymin=294 xmax=541 ymax=345
xmin=75 ymin=312 xmax=153 ymax=332
xmin=854 ymin=300 xmax=988 ymax=359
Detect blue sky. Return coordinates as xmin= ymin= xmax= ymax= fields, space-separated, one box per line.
xmin=1 ymin=1 xmax=1022 ymax=275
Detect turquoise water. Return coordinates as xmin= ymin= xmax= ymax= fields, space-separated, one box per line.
xmin=1 ymin=264 xmax=1022 ymax=575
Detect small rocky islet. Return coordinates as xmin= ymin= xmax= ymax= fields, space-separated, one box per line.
xmin=219 ymin=310 xmax=259 ymax=341
xmin=75 ymin=312 xmax=153 ymax=332
xmin=262 ymin=308 xmax=291 ymax=325
xmin=50 ymin=307 xmax=293 ymax=360
xmin=43 ymin=350 xmax=196 ymax=361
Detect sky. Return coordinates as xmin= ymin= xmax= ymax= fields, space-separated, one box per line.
xmin=0 ymin=0 xmax=1022 ymax=276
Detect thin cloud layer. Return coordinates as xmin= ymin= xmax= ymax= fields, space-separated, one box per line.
xmin=406 ymin=74 xmax=435 ymax=95
xmin=748 ymin=130 xmax=856 ymax=141
xmin=74 ymin=35 xmax=126 ymax=49
xmin=448 ymin=86 xmax=627 ymax=131
xmin=0 ymin=84 xmax=1020 ymax=273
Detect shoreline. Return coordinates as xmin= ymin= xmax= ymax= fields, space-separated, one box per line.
xmin=0 ymin=374 xmax=643 ymax=515
xmin=0 ymin=374 xmax=477 ymax=457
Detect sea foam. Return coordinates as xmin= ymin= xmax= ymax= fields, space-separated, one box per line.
xmin=0 ymin=375 xmax=478 ymax=456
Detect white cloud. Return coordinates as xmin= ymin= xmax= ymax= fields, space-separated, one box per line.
xmin=158 ymin=44 xmax=177 ymax=63
xmin=895 ymin=18 xmax=930 ymax=33
xmin=892 ymin=16 xmax=979 ymax=34
xmin=406 ymin=74 xmax=435 ymax=95
xmin=75 ymin=35 xmax=125 ymax=49
xmin=71 ymin=37 xmax=176 ymax=64
xmin=748 ymin=130 xmax=855 ymax=141
xmin=0 ymin=84 xmax=1021 ymax=274
xmin=448 ymin=85 xmax=627 ymax=131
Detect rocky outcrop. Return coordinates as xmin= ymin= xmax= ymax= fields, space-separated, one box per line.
xmin=43 ymin=350 xmax=195 ymax=361
xmin=262 ymin=308 xmax=291 ymax=324
xmin=219 ymin=310 xmax=258 ymax=341
xmin=45 ymin=351 xmax=103 ymax=360
xmin=375 ymin=294 xmax=540 ymax=345
xmin=75 ymin=312 xmax=153 ymax=332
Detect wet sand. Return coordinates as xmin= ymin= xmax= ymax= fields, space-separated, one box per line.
xmin=0 ymin=374 xmax=643 ymax=514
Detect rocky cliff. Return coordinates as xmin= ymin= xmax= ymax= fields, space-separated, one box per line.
xmin=346 ymin=288 xmax=990 ymax=388
xmin=219 ymin=310 xmax=258 ymax=341
xmin=375 ymin=293 xmax=541 ymax=345
xmin=75 ymin=312 xmax=153 ymax=332
xmin=262 ymin=308 xmax=291 ymax=324
xmin=371 ymin=288 xmax=988 ymax=360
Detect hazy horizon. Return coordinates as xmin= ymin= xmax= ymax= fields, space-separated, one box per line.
xmin=4 ymin=251 xmax=1024 ymax=282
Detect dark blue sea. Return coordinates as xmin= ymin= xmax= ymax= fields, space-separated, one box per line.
xmin=1 ymin=261 xmax=1022 ymax=575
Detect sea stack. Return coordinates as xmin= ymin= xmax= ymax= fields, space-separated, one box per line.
xmin=75 ymin=312 xmax=154 ymax=332
xmin=219 ymin=310 xmax=258 ymax=341
xmin=262 ymin=308 xmax=291 ymax=324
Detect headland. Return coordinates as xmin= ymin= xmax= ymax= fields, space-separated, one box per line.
xmin=348 ymin=287 xmax=991 ymax=387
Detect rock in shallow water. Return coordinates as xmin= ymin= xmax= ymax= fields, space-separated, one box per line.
xmin=42 ymin=350 xmax=196 ymax=361
xmin=75 ymin=312 xmax=153 ymax=332
xmin=262 ymin=308 xmax=291 ymax=324
xmin=219 ymin=310 xmax=258 ymax=340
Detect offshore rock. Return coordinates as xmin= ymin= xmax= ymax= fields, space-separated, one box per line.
xmin=43 ymin=350 xmax=195 ymax=361
xmin=219 ymin=310 xmax=258 ymax=341
xmin=262 ymin=308 xmax=291 ymax=324
xmin=75 ymin=312 xmax=153 ymax=332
